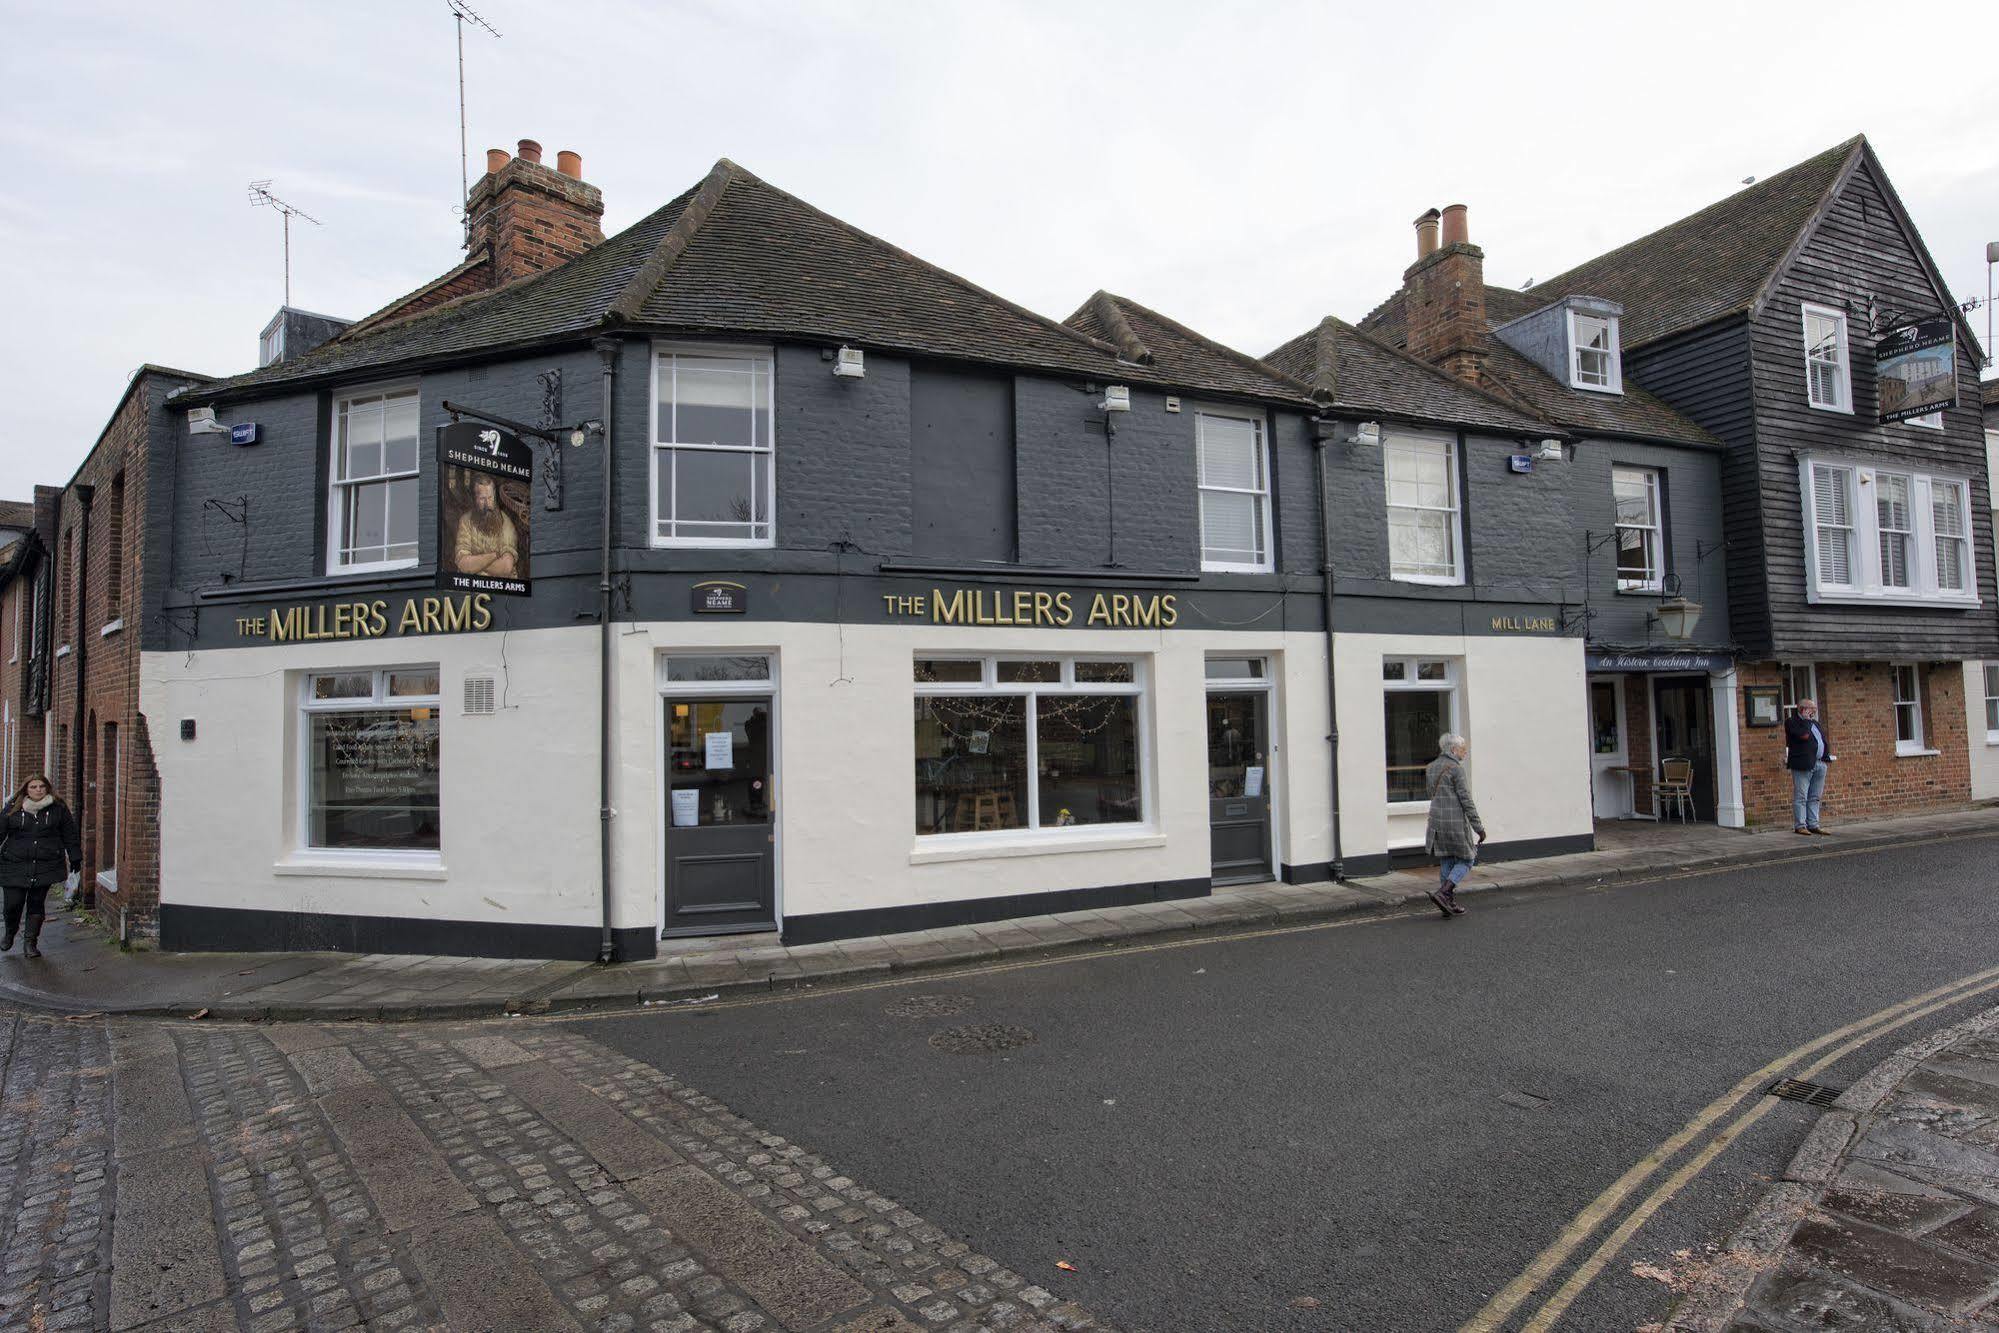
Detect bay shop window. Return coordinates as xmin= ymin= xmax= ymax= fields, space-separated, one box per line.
xmin=914 ymin=656 xmax=1145 ymax=836
xmin=299 ymin=668 xmax=442 ymax=852
xmin=1801 ymin=457 xmax=1978 ymax=606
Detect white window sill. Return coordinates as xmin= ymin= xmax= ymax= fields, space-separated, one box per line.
xmin=96 ymin=869 xmax=117 ymax=893
xmin=1986 ymin=733 xmax=1999 ymax=746
xmin=1202 ymin=560 xmax=1274 ymax=575
xmin=328 ymin=559 xmax=420 ymax=579
xmin=910 ymin=828 xmax=1164 ymax=865
xmin=1387 ymin=800 xmax=1432 ymax=815
xmin=1895 ymin=746 xmax=1941 ymax=759
xmin=1808 ymin=401 xmax=1854 ymax=415
xmin=100 ymin=619 xmax=123 ymax=637
xmin=652 ymin=537 xmax=776 ymax=550
xmin=1569 ymin=380 xmax=1623 ymax=396
xmin=274 ymin=852 xmax=447 ymax=880
xmin=1616 ymin=583 xmax=1664 ymax=595
xmin=1807 ymin=590 xmax=1981 ymax=610
xmin=55 ymin=644 xmax=71 ymax=659
xmin=1390 ymin=573 xmax=1465 ymax=588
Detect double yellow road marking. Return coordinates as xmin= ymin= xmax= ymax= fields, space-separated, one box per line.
xmin=1462 ymin=962 xmax=1999 ymax=1332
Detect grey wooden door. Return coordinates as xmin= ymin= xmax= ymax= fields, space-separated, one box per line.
xmin=1207 ymin=691 xmax=1272 ymax=884
xmin=664 ymin=696 xmax=776 ymax=935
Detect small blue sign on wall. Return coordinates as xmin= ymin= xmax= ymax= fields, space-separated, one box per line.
xmin=229 ymin=422 xmax=260 ymax=446
xmin=1508 ymin=454 xmax=1533 ymax=473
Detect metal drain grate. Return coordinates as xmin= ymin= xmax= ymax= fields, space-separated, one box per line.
xmin=1767 ymin=1078 xmax=1845 ymax=1108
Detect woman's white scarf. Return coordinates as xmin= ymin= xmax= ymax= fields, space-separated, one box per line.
xmin=19 ymin=795 xmax=53 ymax=814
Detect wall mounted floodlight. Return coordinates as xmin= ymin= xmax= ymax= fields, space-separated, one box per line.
xmin=833 ymin=346 xmax=865 ymax=379
xmin=1098 ymin=385 xmax=1131 ymax=413
xmin=1535 ymin=439 xmax=1564 ymax=461
xmin=1350 ymin=421 xmax=1382 ymax=447
xmin=187 ymin=407 xmax=228 ymax=436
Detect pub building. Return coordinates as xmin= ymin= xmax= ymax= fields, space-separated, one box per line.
xmin=145 ymin=142 xmax=1622 ymax=960
xmin=139 ymin=136 xmax=1993 ymax=961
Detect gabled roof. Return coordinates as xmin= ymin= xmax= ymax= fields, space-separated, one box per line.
xmin=1263 ymin=316 xmax=1554 ymax=436
xmin=0 ymin=500 xmax=34 ymax=529
xmin=180 ymin=159 xmax=1160 ymax=405
xmin=1062 ymin=292 xmax=1316 ymax=404
xmin=1521 ymin=138 xmax=1865 ymax=349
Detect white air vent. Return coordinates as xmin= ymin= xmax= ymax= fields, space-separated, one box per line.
xmin=463 ymin=675 xmax=497 ymax=716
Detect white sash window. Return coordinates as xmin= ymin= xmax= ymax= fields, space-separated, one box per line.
xmin=1800 ymin=457 xmax=1978 ymax=607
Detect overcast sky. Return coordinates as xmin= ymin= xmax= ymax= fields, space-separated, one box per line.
xmin=3 ymin=0 xmax=1994 ymax=500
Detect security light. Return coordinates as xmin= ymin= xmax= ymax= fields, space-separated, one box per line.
xmin=1099 ymin=385 xmax=1131 ymax=413
xmin=833 ymin=346 xmax=866 ymax=379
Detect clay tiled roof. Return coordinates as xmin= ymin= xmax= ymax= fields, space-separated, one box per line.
xmin=1263 ymin=317 xmax=1554 ymax=436
xmin=1477 ymin=340 xmax=1718 ymax=447
xmin=1521 ymin=137 xmax=1863 ymax=349
xmin=1062 ymin=292 xmax=1316 ymax=403
xmin=0 ymin=500 xmax=33 ymax=529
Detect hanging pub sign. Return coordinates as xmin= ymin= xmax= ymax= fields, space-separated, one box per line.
xmin=1875 ymin=319 xmax=1956 ymax=424
xmin=438 ymin=421 xmax=532 ymax=596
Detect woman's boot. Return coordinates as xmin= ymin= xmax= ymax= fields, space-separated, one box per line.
xmin=22 ymin=914 xmax=42 ymax=959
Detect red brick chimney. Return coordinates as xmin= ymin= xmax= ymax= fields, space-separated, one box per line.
xmin=464 ymin=138 xmax=605 ymax=283
xmin=1403 ymin=203 xmax=1486 ymax=385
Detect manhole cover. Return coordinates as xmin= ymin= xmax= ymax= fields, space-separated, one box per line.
xmin=885 ymin=993 xmax=973 ymax=1019
xmin=929 ymin=1023 xmax=1036 ymax=1054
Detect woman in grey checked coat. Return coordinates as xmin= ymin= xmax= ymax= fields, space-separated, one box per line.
xmin=1423 ymin=733 xmax=1485 ymax=919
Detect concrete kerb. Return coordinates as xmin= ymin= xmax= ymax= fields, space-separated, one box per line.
xmin=2 ymin=814 xmax=1991 ymax=1024
xmin=1664 ymin=1002 xmax=1999 ymax=1333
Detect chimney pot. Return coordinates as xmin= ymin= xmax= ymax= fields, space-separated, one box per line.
xmin=556 ymin=149 xmax=582 ymax=179
xmin=1415 ymin=209 xmax=1441 ymax=260
xmin=485 ymin=148 xmax=511 ymax=174
xmin=1440 ymin=203 xmax=1469 ymax=247
xmin=516 ymin=138 xmax=543 ymax=164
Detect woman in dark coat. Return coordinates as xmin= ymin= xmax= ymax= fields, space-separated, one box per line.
xmin=1 ymin=775 xmax=81 ymax=959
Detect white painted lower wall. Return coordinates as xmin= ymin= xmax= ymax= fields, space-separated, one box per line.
xmin=142 ymin=620 xmax=1593 ymax=949
xmin=1333 ymin=632 xmax=1593 ymax=863
xmin=1963 ymin=661 xmax=1999 ymax=801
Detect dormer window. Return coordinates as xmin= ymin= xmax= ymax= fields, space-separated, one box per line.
xmin=259 ymin=317 xmax=285 ymax=368
xmin=1568 ymin=310 xmax=1621 ymax=393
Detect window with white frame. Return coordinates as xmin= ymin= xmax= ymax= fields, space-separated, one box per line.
xmin=300 ymin=667 xmax=442 ymax=852
xmin=1875 ymin=471 xmax=1914 ymax=588
xmin=1984 ymin=664 xmax=1999 ymax=742
xmin=1196 ymin=410 xmax=1272 ymax=571
xmin=652 ymin=345 xmax=774 ymax=546
xmin=329 ymin=386 xmax=420 ymax=572
xmin=1932 ymin=479 xmax=1970 ymax=593
xmin=1613 ymin=466 xmax=1663 ymax=590
xmin=259 ymin=321 xmax=284 ymax=367
xmin=1779 ymin=663 xmax=1818 ymax=718
xmin=1802 ymin=304 xmax=1851 ymax=412
xmin=1569 ymin=311 xmax=1622 ymax=393
xmin=1384 ymin=430 xmax=1462 ymax=583
xmin=1891 ymin=664 xmax=1925 ymax=755
xmin=1382 ymin=657 xmax=1458 ymax=803
xmin=912 ymin=656 xmax=1144 ymax=836
xmin=1800 ymin=458 xmax=1979 ymax=605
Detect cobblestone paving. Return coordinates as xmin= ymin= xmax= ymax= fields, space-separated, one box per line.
xmin=0 ymin=1004 xmax=1109 ymax=1333
xmin=0 ymin=1011 xmax=113 ymax=1333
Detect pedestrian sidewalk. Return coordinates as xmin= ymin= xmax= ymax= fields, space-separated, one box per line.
xmin=2 ymin=805 xmax=1993 ymax=1022
xmin=1667 ymin=1002 xmax=1999 ymax=1331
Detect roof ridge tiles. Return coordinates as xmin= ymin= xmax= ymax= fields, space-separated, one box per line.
xmin=605 ymin=158 xmax=738 ymax=325
xmin=1079 ymin=290 xmax=1154 ymax=365
xmin=1096 ymin=292 xmax=1318 ymax=399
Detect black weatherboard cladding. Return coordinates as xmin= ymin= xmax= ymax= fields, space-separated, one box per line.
xmin=1744 ymin=160 xmax=1998 ymax=660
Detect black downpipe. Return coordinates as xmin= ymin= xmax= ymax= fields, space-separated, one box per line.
xmin=594 ymin=338 xmax=618 ymax=964
xmin=1311 ymin=433 xmax=1344 ymax=881
xmin=70 ymin=484 xmax=95 ymax=897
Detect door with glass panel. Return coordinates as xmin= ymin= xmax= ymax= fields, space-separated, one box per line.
xmin=1206 ymin=657 xmax=1273 ymax=884
xmin=661 ymin=655 xmax=776 ymax=936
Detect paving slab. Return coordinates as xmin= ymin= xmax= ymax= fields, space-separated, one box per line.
xmin=109 ymin=1148 xmax=229 ymax=1330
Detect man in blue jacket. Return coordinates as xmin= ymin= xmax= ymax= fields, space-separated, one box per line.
xmin=1784 ymin=699 xmax=1835 ymax=835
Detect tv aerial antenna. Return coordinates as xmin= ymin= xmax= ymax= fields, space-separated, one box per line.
xmin=449 ymin=0 xmax=502 ymax=215
xmin=246 ymin=180 xmax=321 ymax=306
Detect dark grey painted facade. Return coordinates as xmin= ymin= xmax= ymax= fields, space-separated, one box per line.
xmin=1569 ymin=439 xmax=1732 ymax=652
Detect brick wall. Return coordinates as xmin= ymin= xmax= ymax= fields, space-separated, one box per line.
xmin=1623 ymin=680 xmax=1655 ymax=812
xmin=44 ymin=370 xmax=203 ymax=939
xmin=1736 ymin=659 xmax=1970 ymax=827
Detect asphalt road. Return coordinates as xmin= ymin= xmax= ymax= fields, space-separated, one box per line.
xmin=582 ymin=833 xmax=1999 ymax=1332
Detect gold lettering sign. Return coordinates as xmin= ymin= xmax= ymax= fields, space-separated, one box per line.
xmin=1489 ymin=614 xmax=1557 ymax=633
xmin=235 ymin=593 xmax=492 ymax=642
xmin=882 ymin=587 xmax=1176 ymax=629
